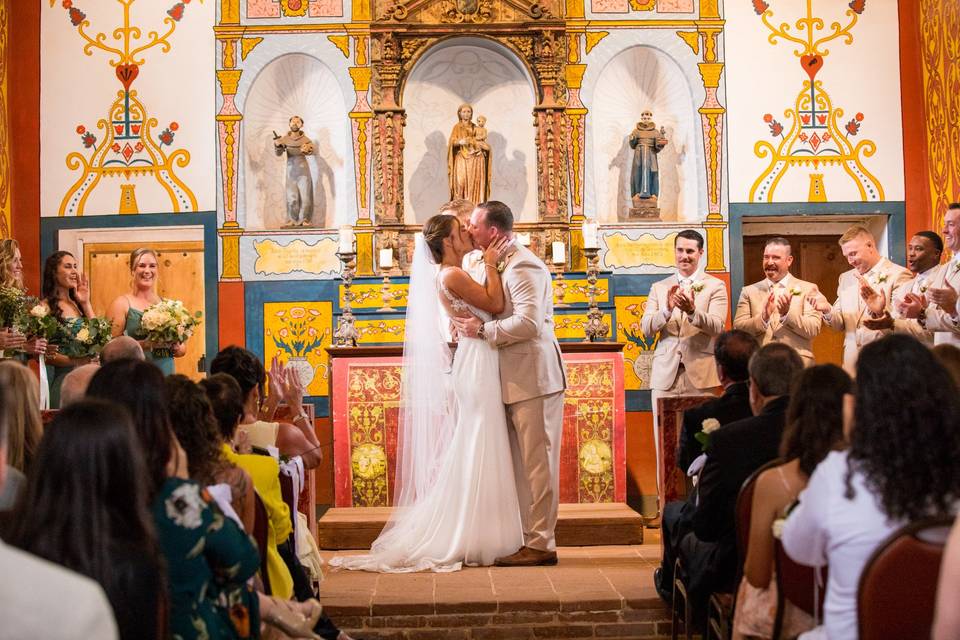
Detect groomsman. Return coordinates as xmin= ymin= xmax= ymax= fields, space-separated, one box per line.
xmin=898 ymin=203 xmax=960 ymax=346
xmin=864 ymin=231 xmax=943 ymax=345
xmin=733 ymin=237 xmax=821 ymax=365
xmin=808 ymin=225 xmax=911 ymax=373
xmin=641 ymin=230 xmax=727 ymax=498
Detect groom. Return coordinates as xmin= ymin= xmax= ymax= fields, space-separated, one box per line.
xmin=453 ymin=201 xmax=567 ymax=567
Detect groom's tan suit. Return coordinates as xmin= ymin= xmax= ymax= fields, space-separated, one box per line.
xmin=482 ymin=243 xmax=567 ymax=552
xmin=734 ymin=274 xmax=822 ymax=365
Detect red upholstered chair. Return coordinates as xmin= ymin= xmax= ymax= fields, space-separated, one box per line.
xmin=857 ymin=517 xmax=953 ymax=640
xmin=772 ymin=538 xmax=826 ymax=638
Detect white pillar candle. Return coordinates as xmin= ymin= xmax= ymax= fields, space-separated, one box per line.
xmin=552 ymin=241 xmax=566 ymax=265
xmin=582 ymin=220 xmax=600 ymax=249
xmin=379 ymin=247 xmax=394 ymax=269
xmin=516 ymin=232 xmax=531 ymax=246
xmin=338 ymin=226 xmax=355 ymax=254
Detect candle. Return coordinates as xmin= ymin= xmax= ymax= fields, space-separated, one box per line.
xmin=552 ymin=241 xmax=566 ymax=265
xmin=338 ymin=226 xmax=355 ymax=254
xmin=582 ymin=220 xmax=600 ymax=249
xmin=516 ymin=232 xmax=531 ymax=246
xmin=379 ymin=247 xmax=393 ymax=269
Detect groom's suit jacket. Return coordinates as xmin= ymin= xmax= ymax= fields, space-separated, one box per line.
xmin=481 ymin=243 xmax=566 ymax=404
xmin=733 ymin=274 xmax=821 ymax=364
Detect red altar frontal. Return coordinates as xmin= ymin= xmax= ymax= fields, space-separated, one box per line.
xmin=327 ymin=344 xmax=627 ymax=509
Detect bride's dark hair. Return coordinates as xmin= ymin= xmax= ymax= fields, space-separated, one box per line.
xmin=423 ymin=214 xmax=459 ymax=264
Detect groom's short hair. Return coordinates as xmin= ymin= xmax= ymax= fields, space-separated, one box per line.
xmin=476 ymin=201 xmax=514 ymax=232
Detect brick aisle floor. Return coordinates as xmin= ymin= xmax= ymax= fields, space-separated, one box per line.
xmin=318 ymin=536 xmax=674 ymax=639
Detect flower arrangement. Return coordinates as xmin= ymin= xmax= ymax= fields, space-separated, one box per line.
xmin=136 ymin=299 xmax=201 ymax=355
xmin=694 ymin=417 xmax=721 ymax=452
xmin=0 ymin=286 xmax=25 ymax=328
xmin=270 ymin=306 xmax=324 ymax=357
xmin=55 ymin=317 xmax=112 ymax=359
xmin=14 ymin=298 xmax=61 ymax=342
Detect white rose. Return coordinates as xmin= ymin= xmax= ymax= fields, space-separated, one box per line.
xmin=30 ymin=303 xmax=48 ymax=318
xmin=701 ymin=418 xmax=721 ymax=434
xmin=772 ymin=517 xmax=786 ymax=539
xmin=75 ymin=327 xmax=91 ymax=343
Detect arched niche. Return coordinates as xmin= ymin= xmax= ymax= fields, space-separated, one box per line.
xmin=588 ymin=45 xmax=701 ymax=223
xmin=401 ymin=37 xmax=538 ymax=224
xmin=242 ymin=53 xmax=349 ymax=230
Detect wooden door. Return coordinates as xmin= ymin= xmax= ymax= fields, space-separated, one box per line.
xmin=742 ymin=235 xmax=847 ymax=367
xmin=83 ymin=242 xmax=206 ymax=381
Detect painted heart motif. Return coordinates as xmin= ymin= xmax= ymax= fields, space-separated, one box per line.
xmin=800 ymin=54 xmax=823 ymax=81
xmin=801 ymin=114 xmax=811 ymax=125
xmin=115 ymin=63 xmax=139 ymax=89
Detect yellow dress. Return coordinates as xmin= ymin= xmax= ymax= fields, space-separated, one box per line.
xmin=222 ymin=444 xmax=294 ymax=599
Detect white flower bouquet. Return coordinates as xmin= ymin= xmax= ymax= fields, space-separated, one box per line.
xmin=694 ymin=417 xmax=721 ymax=451
xmin=14 ymin=297 xmax=61 ymax=342
xmin=55 ymin=317 xmax=112 ymax=359
xmin=137 ymin=299 xmax=201 ymax=356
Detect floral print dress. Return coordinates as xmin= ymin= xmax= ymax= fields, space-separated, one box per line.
xmin=151 ymin=477 xmax=260 ymax=640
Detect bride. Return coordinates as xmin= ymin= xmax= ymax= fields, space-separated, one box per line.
xmin=331 ymin=214 xmax=522 ymax=572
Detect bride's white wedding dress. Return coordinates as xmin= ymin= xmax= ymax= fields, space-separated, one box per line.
xmin=330 ymin=263 xmax=523 ymax=573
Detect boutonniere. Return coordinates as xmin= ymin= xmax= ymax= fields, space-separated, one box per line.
xmin=953 ymin=262 xmax=960 ymax=274
xmin=691 ymin=281 xmax=704 ymax=293
xmin=694 ymin=417 xmax=720 ymax=451
xmin=919 ymin=279 xmax=929 ymax=294
xmin=874 ymin=273 xmax=888 ymax=284
xmin=790 ymin=286 xmax=802 ymax=296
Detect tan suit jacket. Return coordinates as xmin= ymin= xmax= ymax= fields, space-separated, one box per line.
xmin=825 ymin=258 xmax=912 ymax=372
xmin=640 ymin=272 xmax=728 ymax=391
xmin=734 ymin=275 xmax=821 ymax=364
xmin=916 ymin=260 xmax=960 ymax=346
xmin=482 ymin=244 xmax=567 ymax=404
xmin=889 ymin=268 xmax=936 ymax=346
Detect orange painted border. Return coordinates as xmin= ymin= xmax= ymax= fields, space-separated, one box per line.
xmin=218 ymin=281 xmax=246 ymax=348
xmin=899 ymin=0 xmax=933 ymax=237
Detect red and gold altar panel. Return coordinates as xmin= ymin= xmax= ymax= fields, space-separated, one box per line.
xmin=329 ymin=345 xmax=626 ymax=508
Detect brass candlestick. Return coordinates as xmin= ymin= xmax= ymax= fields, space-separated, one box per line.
xmin=582 ymin=246 xmax=609 ymax=342
xmin=333 ymin=252 xmax=359 ymax=346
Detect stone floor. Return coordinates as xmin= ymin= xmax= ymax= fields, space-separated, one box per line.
xmin=318 ymin=534 xmax=674 ymax=639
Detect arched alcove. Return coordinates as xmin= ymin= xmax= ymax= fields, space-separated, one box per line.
xmin=588 ymin=46 xmax=701 ymax=223
xmin=402 ymin=38 xmax=538 ymax=224
xmin=242 ymin=53 xmax=348 ymax=229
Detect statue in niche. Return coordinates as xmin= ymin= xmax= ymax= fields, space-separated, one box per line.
xmin=273 ymin=115 xmax=315 ymax=227
xmin=628 ymin=110 xmax=668 ymax=219
xmin=447 ymin=104 xmax=492 ymax=204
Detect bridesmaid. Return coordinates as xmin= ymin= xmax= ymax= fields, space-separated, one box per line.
xmin=42 ymin=250 xmax=95 ymax=408
xmin=0 ymin=239 xmax=49 ymax=358
xmin=107 ymin=247 xmax=185 ymax=376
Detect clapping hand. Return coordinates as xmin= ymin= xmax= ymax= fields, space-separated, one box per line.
xmin=775 ymin=291 xmax=792 ymax=317
xmin=666 ymin=285 xmax=680 ymax=312
xmin=898 ymin=293 xmax=927 ymax=319
xmin=855 ymin=273 xmax=886 ymax=317
xmin=674 ymin=288 xmax=695 ymax=314
xmin=806 ymin=287 xmax=832 ymax=314
xmin=268 ymin=353 xmax=286 ymax=401
xmin=863 ymin=312 xmax=894 ymax=330
xmin=762 ymin=290 xmax=776 ymax=322
xmin=281 ymin=365 xmax=306 ymax=410
xmin=927 ymin=282 xmax=959 ymax=316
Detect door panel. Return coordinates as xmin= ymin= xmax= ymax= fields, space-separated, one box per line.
xmin=84 ymin=241 xmax=206 ymax=380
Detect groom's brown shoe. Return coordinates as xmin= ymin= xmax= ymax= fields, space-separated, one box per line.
xmin=494 ymin=546 xmax=558 ymax=567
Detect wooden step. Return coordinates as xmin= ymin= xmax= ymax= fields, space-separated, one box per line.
xmin=317 ymin=502 xmax=644 ymax=550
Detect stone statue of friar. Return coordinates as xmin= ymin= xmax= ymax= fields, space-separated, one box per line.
xmin=273 ymin=115 xmax=315 ymax=227
xmin=629 ymin=110 xmax=668 ymax=203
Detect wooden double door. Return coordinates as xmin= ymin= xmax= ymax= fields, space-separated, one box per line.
xmin=742 ymin=235 xmax=848 ymax=367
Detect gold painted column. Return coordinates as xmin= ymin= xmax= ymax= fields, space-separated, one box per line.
xmin=0 ymin=0 xmax=10 ymax=237
xmin=216 ymin=35 xmax=243 ymax=281
xmin=533 ymin=31 xmax=569 ymax=224
xmin=697 ymin=24 xmax=726 ymax=273
xmin=565 ymin=32 xmax=588 ymax=271
xmin=348 ymin=33 xmax=375 ymax=276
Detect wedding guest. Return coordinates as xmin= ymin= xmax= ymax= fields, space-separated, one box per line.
xmin=863 ymin=231 xmax=943 ymax=344
xmin=933 ymin=343 xmax=960 ymax=388
xmin=933 ymin=516 xmax=960 ymax=640
xmin=100 ymin=335 xmax=145 ymax=363
xmin=807 ymin=226 xmax=911 ymax=373
xmin=0 ymin=388 xmax=119 ymax=640
xmin=106 ymin=248 xmax=185 ymax=376
xmin=734 ymin=237 xmax=822 ymax=366
xmin=676 ymin=329 xmax=758 ymax=474
xmin=165 ymin=374 xmax=256 ymax=536
xmin=87 ymin=359 xmax=262 ymax=640
xmin=6 ymin=400 xmax=165 ymax=640
xmin=0 ymin=238 xmax=47 ymax=357
xmin=659 ymin=344 xmax=802 ymax=623
xmin=783 ymin=334 xmax=960 ymax=639
xmin=58 ymin=363 xmax=100 ymax=407
xmin=41 ymin=251 xmax=95 ymax=408
xmin=210 ymin=346 xmax=322 ymax=469
xmin=733 ymin=364 xmax=851 ymax=639
xmin=0 ymin=360 xmax=42 ymax=473
xmin=897 ymin=203 xmax=960 ymax=347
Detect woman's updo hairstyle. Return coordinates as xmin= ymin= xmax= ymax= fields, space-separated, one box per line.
xmin=422 ymin=214 xmax=458 ymax=264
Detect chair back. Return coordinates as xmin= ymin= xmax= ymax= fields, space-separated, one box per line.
xmin=857 ymin=517 xmax=953 ymax=640
xmin=735 ymin=458 xmax=783 ymax=566
xmin=252 ymin=492 xmax=272 ymax=595
xmin=772 ymin=537 xmax=826 ymax=638
xmin=278 ymin=470 xmax=299 ymax=533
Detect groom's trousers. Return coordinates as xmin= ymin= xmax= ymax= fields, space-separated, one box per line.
xmin=506 ymin=389 xmax=565 ymax=552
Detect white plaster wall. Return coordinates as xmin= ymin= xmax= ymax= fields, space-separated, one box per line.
xmin=580 ymin=29 xmax=711 ymax=224
xmin=41 ymin=1 xmax=216 ymax=216
xmin=402 ymin=38 xmax=538 ymax=224
xmin=241 ymin=53 xmax=349 ymax=230
xmin=725 ymin=1 xmax=905 ymax=203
